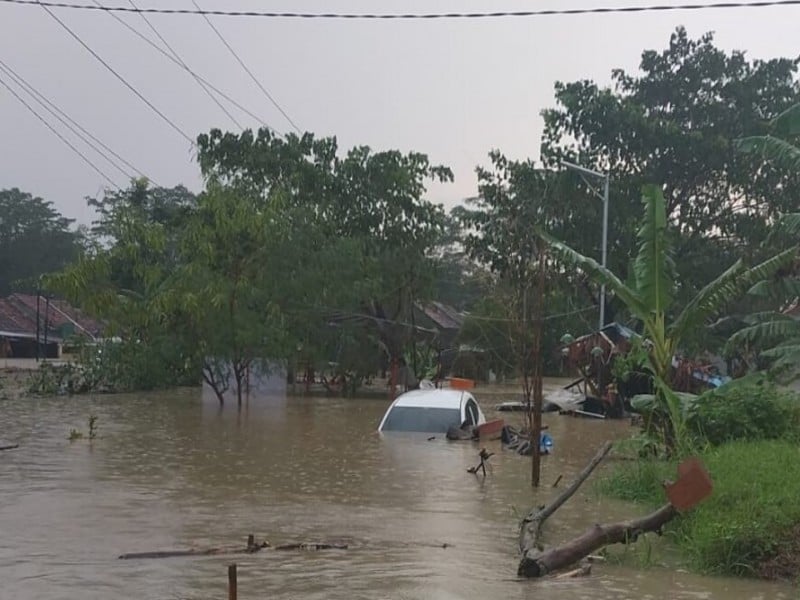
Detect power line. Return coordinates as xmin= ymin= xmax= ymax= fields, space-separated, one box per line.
xmin=3 ymin=0 xmax=800 ymax=18
xmin=36 ymin=0 xmax=194 ymax=145
xmin=0 ymin=71 xmax=119 ymax=188
xmin=85 ymin=0 xmax=280 ymax=132
xmin=191 ymin=0 xmax=300 ymax=134
xmin=121 ymin=0 xmax=243 ymax=130
xmin=0 ymin=58 xmax=149 ymax=182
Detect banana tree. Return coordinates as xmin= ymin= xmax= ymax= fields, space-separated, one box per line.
xmin=737 ymin=103 xmax=800 ymax=171
xmin=727 ymin=103 xmax=800 ymax=380
xmin=541 ymin=185 xmax=798 ymax=449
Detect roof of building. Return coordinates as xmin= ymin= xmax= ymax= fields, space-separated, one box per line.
xmin=415 ymin=301 xmax=465 ymax=331
xmin=0 ymin=294 xmax=102 ymax=340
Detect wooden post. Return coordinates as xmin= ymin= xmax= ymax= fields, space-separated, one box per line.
xmin=530 ymin=244 xmax=547 ymax=487
xmin=228 ymin=563 xmax=237 ymax=600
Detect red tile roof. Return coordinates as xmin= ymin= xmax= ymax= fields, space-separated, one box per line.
xmin=0 ymin=294 xmax=102 ymax=340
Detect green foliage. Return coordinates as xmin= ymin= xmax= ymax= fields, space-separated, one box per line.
xmin=543 ymin=185 xmax=798 ymax=451
xmin=196 ymin=129 xmax=452 ymax=381
xmin=28 ymin=340 xmax=196 ymax=396
xmin=0 ymin=188 xmax=82 ymax=295
xmin=541 ymin=27 xmax=800 ymax=306
xmin=687 ymin=376 xmax=800 ymax=445
xmin=603 ymin=441 xmax=800 ymax=577
xmin=737 ymin=103 xmax=800 ymax=171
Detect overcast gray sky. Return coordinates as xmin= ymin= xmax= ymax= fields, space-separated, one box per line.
xmin=1 ymin=0 xmax=799 ymax=225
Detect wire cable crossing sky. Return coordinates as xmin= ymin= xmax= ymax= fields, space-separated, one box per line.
xmin=0 ymin=58 xmax=149 ymax=181
xmin=3 ymin=0 xmax=800 ymax=18
xmin=0 ymin=73 xmax=120 ymax=188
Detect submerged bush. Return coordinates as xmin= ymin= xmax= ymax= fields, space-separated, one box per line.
xmin=28 ymin=339 xmax=198 ymax=395
xmin=601 ymin=440 xmax=800 ymax=578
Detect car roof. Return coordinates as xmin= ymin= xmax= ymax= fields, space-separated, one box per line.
xmin=390 ymin=388 xmax=471 ymax=410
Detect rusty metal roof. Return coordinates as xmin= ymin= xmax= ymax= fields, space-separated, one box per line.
xmin=0 ymin=294 xmax=102 ymax=340
xmin=415 ymin=301 xmax=464 ymax=331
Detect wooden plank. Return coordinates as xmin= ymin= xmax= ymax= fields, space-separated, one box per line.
xmin=477 ymin=418 xmax=504 ymax=441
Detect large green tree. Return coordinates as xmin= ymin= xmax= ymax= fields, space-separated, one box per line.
xmin=196 ymin=128 xmax=451 ymax=389
xmin=541 ymin=27 xmax=800 ymax=312
xmin=0 ymin=188 xmax=82 ymax=295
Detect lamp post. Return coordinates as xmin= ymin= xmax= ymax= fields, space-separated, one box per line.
xmin=561 ymin=160 xmax=610 ymax=331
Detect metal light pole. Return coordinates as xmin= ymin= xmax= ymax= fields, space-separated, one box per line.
xmin=561 ymin=160 xmax=610 ymax=331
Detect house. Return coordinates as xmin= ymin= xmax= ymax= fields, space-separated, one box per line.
xmin=412 ymin=301 xmax=465 ymax=351
xmin=0 ymin=293 xmax=102 ymax=359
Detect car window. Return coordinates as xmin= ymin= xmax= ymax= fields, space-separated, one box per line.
xmin=381 ymin=406 xmax=462 ymax=433
xmin=465 ymin=399 xmax=479 ymax=425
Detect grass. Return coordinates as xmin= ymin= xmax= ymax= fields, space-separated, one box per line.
xmin=600 ymin=440 xmax=800 ymax=578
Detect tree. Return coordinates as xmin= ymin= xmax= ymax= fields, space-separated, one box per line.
xmin=457 ymin=154 xmax=599 ymax=378
xmin=88 ymin=178 xmax=197 ymax=240
xmin=0 ymin=188 xmax=82 ymax=295
xmin=738 ymin=103 xmax=800 ymax=170
xmin=458 ymin=161 xmax=566 ymax=485
xmin=197 ymin=128 xmax=451 ymax=392
xmin=541 ymin=27 xmax=800 ymax=316
xmin=542 ymin=185 xmax=797 ymax=450
xmin=724 ymin=108 xmax=800 ymax=379
xmin=46 ymin=182 xmax=201 ymax=391
xmin=162 ymin=184 xmax=364 ymax=405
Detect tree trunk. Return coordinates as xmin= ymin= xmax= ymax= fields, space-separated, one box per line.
xmin=519 ymin=441 xmax=613 ymax=554
xmin=202 ymin=363 xmax=227 ymax=405
xmin=517 ymin=504 xmax=678 ymax=577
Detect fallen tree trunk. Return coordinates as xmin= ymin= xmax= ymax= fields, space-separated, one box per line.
xmin=518 ymin=441 xmax=613 ymax=554
xmin=517 ymin=504 xmax=678 ymax=577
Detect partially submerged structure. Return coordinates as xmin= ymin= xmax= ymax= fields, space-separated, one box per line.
xmin=560 ymin=322 xmax=730 ymax=417
xmin=0 ymin=293 xmax=101 ymax=359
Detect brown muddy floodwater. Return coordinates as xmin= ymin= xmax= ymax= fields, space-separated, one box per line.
xmin=0 ymin=381 xmax=793 ymax=600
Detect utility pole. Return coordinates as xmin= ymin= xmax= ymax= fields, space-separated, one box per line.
xmin=561 ymin=160 xmax=610 ymax=330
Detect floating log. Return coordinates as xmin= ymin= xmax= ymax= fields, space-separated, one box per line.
xmin=0 ymin=444 xmax=19 ymax=451
xmin=120 ymin=535 xmax=267 ymax=559
xmin=518 ymin=441 xmax=613 ymax=555
xmin=518 ymin=504 xmax=677 ymax=577
xmin=274 ymin=542 xmax=348 ymax=551
xmin=119 ymin=536 xmax=349 ymax=559
xmin=517 ymin=445 xmax=711 ymax=578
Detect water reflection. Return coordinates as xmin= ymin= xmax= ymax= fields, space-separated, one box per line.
xmin=0 ymin=386 xmax=792 ymax=599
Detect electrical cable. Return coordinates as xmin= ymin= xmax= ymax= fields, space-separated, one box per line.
xmin=83 ymin=0 xmax=280 ymax=132
xmin=0 ymin=71 xmax=120 ymax=187
xmin=36 ymin=0 xmax=194 ymax=145
xmin=0 ymin=58 xmax=146 ymax=181
xmin=191 ymin=0 xmax=300 ymax=134
xmin=2 ymin=0 xmax=799 ymax=19
xmin=122 ymin=0 xmax=243 ymax=130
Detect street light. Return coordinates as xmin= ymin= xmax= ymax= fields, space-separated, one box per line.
xmin=561 ymin=160 xmax=610 ymax=331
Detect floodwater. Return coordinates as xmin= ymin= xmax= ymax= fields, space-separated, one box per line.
xmin=0 ymin=381 xmax=793 ymax=600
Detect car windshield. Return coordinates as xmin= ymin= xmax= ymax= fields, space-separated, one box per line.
xmin=381 ymin=406 xmax=462 ymax=433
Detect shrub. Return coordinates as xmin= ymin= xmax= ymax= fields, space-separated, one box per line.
xmin=28 ymin=339 xmax=198 ymax=395
xmin=687 ymin=375 xmax=800 ymax=445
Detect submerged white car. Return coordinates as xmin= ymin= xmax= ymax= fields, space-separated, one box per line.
xmin=377 ymin=387 xmax=487 ymax=434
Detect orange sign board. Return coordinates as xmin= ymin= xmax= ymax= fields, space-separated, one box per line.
xmin=665 ymin=457 xmax=713 ymax=511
